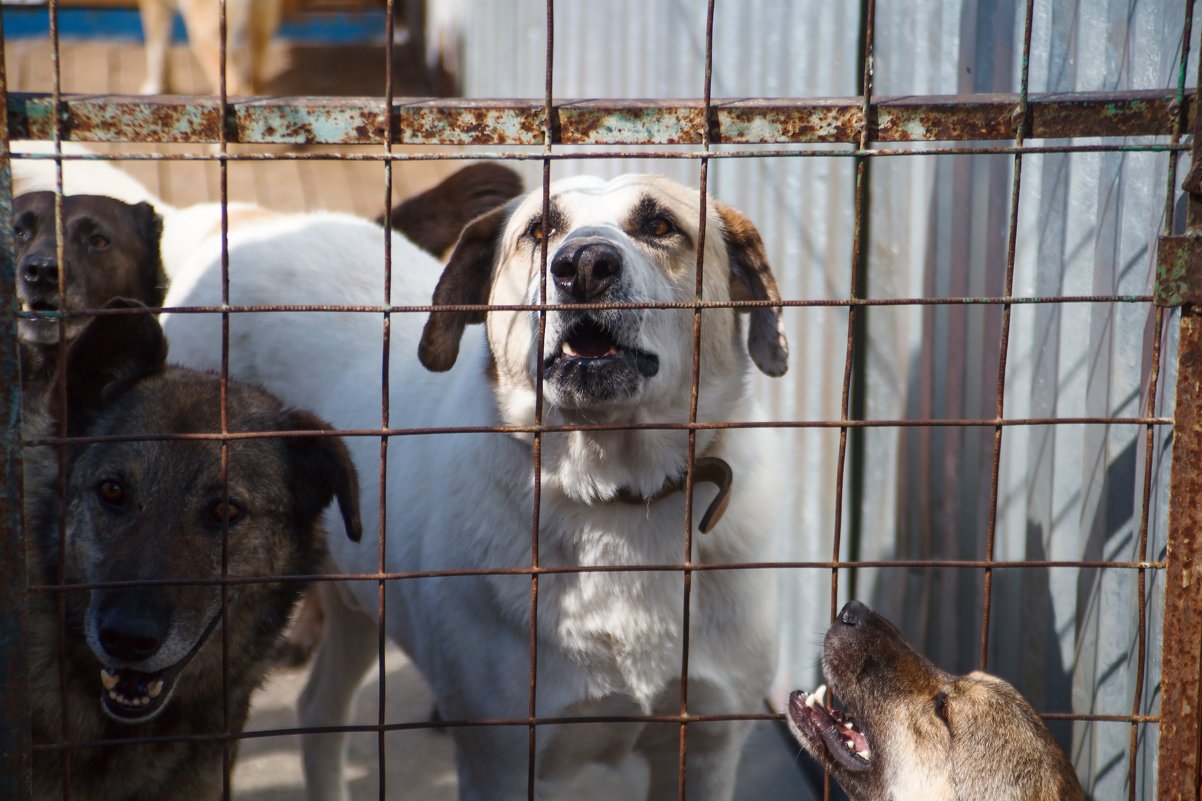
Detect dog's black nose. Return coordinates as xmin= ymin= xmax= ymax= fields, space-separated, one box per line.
xmin=550 ymin=239 xmax=623 ymax=301
xmin=97 ymin=598 xmax=171 ymax=663
xmin=21 ymin=255 xmax=59 ymax=287
xmin=838 ymin=600 xmax=869 ymax=627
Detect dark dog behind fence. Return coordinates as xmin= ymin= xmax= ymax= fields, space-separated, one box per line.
xmin=1 ymin=1 xmax=1200 ymax=800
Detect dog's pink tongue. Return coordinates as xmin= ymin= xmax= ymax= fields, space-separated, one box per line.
xmin=843 ymin=727 xmax=870 ymax=756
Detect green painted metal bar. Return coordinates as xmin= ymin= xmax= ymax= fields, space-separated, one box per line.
xmin=5 ymin=88 xmax=1193 ymax=146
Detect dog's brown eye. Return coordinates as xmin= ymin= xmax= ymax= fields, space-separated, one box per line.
xmin=643 ymin=216 xmax=674 ymax=237
xmin=97 ymin=479 xmax=125 ymax=507
xmin=14 ymin=227 xmax=29 ymax=242
xmin=210 ymin=499 xmax=244 ymax=526
xmin=89 ymin=233 xmax=110 ymax=249
xmin=528 ymin=220 xmax=549 ymax=241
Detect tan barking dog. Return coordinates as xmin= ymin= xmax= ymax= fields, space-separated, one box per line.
xmin=786 ymin=601 xmax=1084 ymax=801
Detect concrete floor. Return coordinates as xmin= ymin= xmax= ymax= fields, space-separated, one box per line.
xmin=233 ymin=644 xmax=819 ymax=801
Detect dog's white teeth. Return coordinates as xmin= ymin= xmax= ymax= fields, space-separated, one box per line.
xmin=844 ymin=738 xmax=856 ymax=751
xmin=147 ymin=680 xmax=163 ymax=699
xmin=856 ymin=750 xmax=871 ymax=760
xmin=842 ymin=721 xmax=854 ymax=730
xmin=562 ymin=342 xmax=578 ymax=357
xmin=100 ymin=669 xmax=119 ymax=690
xmin=814 ymin=684 xmax=829 ymax=707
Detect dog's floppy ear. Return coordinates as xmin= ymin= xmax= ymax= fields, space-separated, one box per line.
xmin=418 ymin=201 xmax=513 ymax=372
xmin=65 ymin=298 xmax=168 ymax=435
xmin=283 ymin=410 xmax=363 ymax=542
xmin=715 ymin=202 xmax=789 ymax=377
xmin=129 ymin=201 xmax=168 ymax=307
xmin=385 ymin=163 xmax=523 ymax=258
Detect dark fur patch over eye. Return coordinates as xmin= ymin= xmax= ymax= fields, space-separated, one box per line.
xmin=626 ymin=195 xmax=689 ymax=247
xmin=524 ymin=204 xmax=565 ymax=243
xmin=642 ymin=216 xmax=675 ymax=237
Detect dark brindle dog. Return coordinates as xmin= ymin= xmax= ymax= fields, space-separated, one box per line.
xmin=787 ymin=601 xmax=1084 ymax=801
xmin=24 ymin=301 xmax=361 ymax=801
xmin=15 ymin=191 xmax=167 ymax=385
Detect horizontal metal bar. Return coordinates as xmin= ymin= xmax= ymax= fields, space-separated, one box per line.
xmin=7 ymin=89 xmax=1193 ymax=145
xmin=19 ymin=416 xmax=1175 ymax=450
xmin=30 ymin=708 xmax=1157 ymax=755
xmin=8 ymin=142 xmax=1191 ymax=162
xmin=13 ymin=293 xmax=1159 ymax=321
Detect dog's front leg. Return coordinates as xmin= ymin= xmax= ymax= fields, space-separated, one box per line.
xmin=638 ymin=711 xmax=749 ymax=801
xmin=299 ymin=582 xmax=379 ymax=801
xmin=138 ymin=0 xmax=173 ymax=94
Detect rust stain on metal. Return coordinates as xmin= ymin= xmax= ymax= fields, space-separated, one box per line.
xmin=395 ymin=100 xmax=544 ymax=145
xmin=1158 ymin=312 xmax=1202 ymax=801
xmin=558 ymin=100 xmax=706 ymax=145
xmin=1030 ymin=92 xmax=1182 ymax=139
xmin=877 ymin=94 xmax=1015 ymax=141
xmin=1156 ymin=235 xmax=1202 ymax=307
xmin=714 ymin=99 xmax=859 ymax=144
xmin=6 ymin=90 xmax=1192 ymax=147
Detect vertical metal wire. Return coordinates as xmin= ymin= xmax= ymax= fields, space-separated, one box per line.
xmin=216 ymin=1 xmax=233 ymax=797
xmin=527 ymin=1 xmax=555 ymax=797
xmin=676 ymin=2 xmax=717 ymax=797
xmin=831 ymin=0 xmax=874 ymax=622
xmin=977 ymin=0 xmax=1035 ymax=671
xmin=47 ymin=0 xmax=72 ymax=795
xmin=1130 ymin=5 xmax=1194 ymax=795
xmin=826 ymin=7 xmax=874 ymax=799
xmin=0 ymin=5 xmax=33 ymax=798
xmin=377 ymin=3 xmax=398 ymax=799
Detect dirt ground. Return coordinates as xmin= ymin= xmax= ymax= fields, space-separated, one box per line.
xmin=232 ymin=643 xmax=816 ymax=800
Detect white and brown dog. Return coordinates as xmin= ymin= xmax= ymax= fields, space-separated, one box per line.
xmin=159 ymin=173 xmax=789 ymax=800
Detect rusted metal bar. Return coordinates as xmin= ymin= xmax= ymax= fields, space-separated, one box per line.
xmin=1158 ymin=310 xmax=1202 ymax=801
xmin=0 ymin=5 xmax=33 ymax=799
xmin=6 ymin=89 xmax=1193 ymax=146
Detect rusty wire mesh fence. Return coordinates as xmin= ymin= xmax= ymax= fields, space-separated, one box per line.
xmin=2 ymin=0 xmax=1201 ymax=799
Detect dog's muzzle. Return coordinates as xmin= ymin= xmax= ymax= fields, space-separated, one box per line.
xmin=95 ymin=601 xmax=228 ymax=725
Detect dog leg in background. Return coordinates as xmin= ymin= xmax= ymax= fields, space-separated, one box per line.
xmin=638 ymin=694 xmax=748 ymax=801
xmin=179 ymin=0 xmax=245 ymax=95
xmin=245 ymin=0 xmax=283 ymax=95
xmin=299 ymin=581 xmax=379 ymax=801
xmin=138 ymin=0 xmax=174 ymax=94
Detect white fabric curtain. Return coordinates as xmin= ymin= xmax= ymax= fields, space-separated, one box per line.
xmin=455 ymin=1 xmax=1194 ymax=796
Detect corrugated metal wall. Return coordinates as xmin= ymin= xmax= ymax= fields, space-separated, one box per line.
xmin=455 ymin=1 xmax=1192 ymax=796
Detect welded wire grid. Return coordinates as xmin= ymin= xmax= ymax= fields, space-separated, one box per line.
xmin=1 ymin=1 xmax=1200 ymax=801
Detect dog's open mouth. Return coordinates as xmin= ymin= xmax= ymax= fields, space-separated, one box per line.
xmin=18 ymin=297 xmax=65 ymax=323
xmin=543 ymin=318 xmax=659 ymax=378
xmin=100 ymin=665 xmax=179 ymax=723
xmin=788 ymin=685 xmax=872 ymax=772
xmin=96 ymin=606 xmax=224 ymax=724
